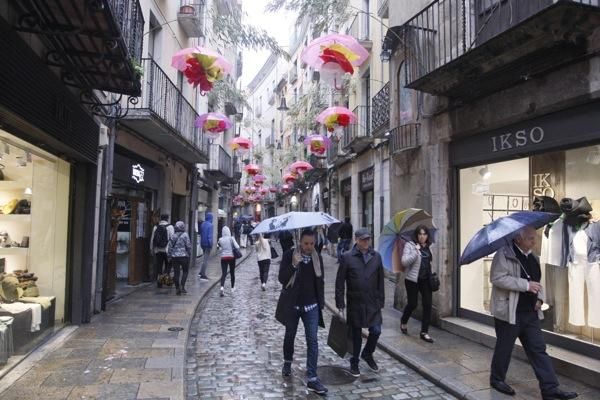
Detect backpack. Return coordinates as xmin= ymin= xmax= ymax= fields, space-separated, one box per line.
xmin=153 ymin=224 xmax=169 ymax=248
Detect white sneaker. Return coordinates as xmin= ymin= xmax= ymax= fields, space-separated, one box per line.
xmin=261 ymin=283 xmax=266 ymax=291
xmin=231 ymin=287 xmax=235 ymax=293
xmin=220 ymin=287 xmax=224 ymax=297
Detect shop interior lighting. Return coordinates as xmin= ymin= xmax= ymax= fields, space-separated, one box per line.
xmin=479 ymin=165 xmax=491 ymax=180
xmin=24 ymin=187 xmax=32 ymax=195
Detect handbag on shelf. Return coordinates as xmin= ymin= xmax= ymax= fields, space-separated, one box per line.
xmin=429 ymin=272 xmax=440 ymax=292
xmin=231 ymin=238 xmax=242 ymax=259
xmin=270 ymin=245 xmax=279 ymax=259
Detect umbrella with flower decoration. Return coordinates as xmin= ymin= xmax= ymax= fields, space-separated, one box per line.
xmin=301 ymin=34 xmax=369 ymax=89
xmin=249 ymin=194 xmax=263 ymax=203
xmin=243 ymin=185 xmax=257 ymax=195
xmin=281 ymin=184 xmax=291 ymax=193
xmin=316 ymin=106 xmax=357 ymax=134
xmin=244 ymin=163 xmax=261 ymax=176
xmin=303 ymin=134 xmax=332 ymax=155
xmin=229 ymin=137 xmax=253 ymax=156
xmin=252 ymin=174 xmax=267 ymax=186
xmin=269 ymin=186 xmax=279 ymax=193
xmin=283 ymin=173 xmax=298 ymax=185
xmin=259 ymin=187 xmax=269 ymax=196
xmin=233 ymin=195 xmax=245 ymax=206
xmin=288 ymin=160 xmax=314 ymax=176
xmin=171 ymin=47 xmax=232 ymax=94
xmin=195 ymin=112 xmax=232 ymax=140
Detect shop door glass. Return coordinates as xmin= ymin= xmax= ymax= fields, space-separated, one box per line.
xmin=362 ymin=190 xmax=374 ymax=236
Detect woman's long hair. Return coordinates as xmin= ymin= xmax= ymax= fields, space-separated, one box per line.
xmin=412 ymin=225 xmax=432 ymax=246
xmin=256 ymin=234 xmax=267 ymax=251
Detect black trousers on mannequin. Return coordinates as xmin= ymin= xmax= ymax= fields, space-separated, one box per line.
xmin=490 ymin=311 xmax=559 ymax=393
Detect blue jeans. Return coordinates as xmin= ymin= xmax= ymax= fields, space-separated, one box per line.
xmin=337 ymin=239 xmax=351 ymax=263
xmin=283 ymin=306 xmax=319 ymax=381
xmin=351 ymin=324 xmax=381 ymax=364
xmin=199 ymin=246 xmax=211 ymax=276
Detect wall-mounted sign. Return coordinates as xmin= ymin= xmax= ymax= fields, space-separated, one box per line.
xmin=131 ymin=164 xmax=145 ymax=183
xmin=359 ymin=167 xmax=374 ymax=191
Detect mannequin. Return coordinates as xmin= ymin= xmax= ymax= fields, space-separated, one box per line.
xmin=541 ymin=197 xmax=600 ymax=328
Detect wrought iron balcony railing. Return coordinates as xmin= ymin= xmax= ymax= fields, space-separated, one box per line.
xmin=347 ymin=12 xmax=371 ymax=42
xmin=402 ymin=0 xmax=600 ymax=88
xmin=178 ymin=1 xmax=206 ymax=37
xmin=371 ymin=82 xmax=390 ymax=135
xmin=390 ymin=123 xmax=420 ymax=154
xmin=130 ymin=58 xmax=205 ymax=151
xmin=207 ymin=144 xmax=232 ymax=180
xmin=344 ymin=105 xmax=371 ymax=148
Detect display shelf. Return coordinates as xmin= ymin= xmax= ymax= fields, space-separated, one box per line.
xmin=0 ymin=247 xmax=29 ymax=255
xmin=0 ymin=181 xmax=30 ymax=191
xmin=0 ymin=214 xmax=31 ymax=222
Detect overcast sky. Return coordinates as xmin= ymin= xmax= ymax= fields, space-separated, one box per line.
xmin=240 ymin=0 xmax=296 ymax=88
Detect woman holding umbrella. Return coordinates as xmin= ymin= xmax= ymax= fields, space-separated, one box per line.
xmin=400 ymin=225 xmax=435 ymax=343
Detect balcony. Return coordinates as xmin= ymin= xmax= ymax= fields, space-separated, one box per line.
xmin=231 ymin=155 xmax=242 ymax=182
xmin=342 ymin=106 xmax=371 ymax=153
xmin=178 ymin=1 xmax=205 ymax=37
xmin=347 ymin=12 xmax=372 ymax=49
xmin=13 ymin=0 xmax=144 ymax=96
xmin=377 ymin=0 xmax=389 ymax=18
xmin=398 ymin=0 xmax=600 ymax=100
xmin=390 ymin=123 xmax=420 ymax=154
xmin=371 ymin=82 xmax=390 ymax=137
xmin=288 ymin=66 xmax=298 ymax=83
xmin=304 ymin=154 xmax=328 ymax=183
xmin=205 ymin=144 xmax=233 ymax=182
xmin=120 ymin=58 xmax=209 ymax=164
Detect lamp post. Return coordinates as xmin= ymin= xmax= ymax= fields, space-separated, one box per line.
xmin=290 ymin=195 xmax=298 ymax=212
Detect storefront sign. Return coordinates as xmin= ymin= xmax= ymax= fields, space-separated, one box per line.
xmin=450 ymin=102 xmax=600 ymax=166
xmin=532 ymin=172 xmax=555 ymax=198
xmin=131 ymin=164 xmax=145 ymax=183
xmin=341 ymin=178 xmax=352 ymax=196
xmin=360 ymin=167 xmax=374 ymax=191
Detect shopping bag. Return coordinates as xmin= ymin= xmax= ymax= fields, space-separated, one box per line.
xmin=327 ymin=314 xmax=352 ymax=358
xmin=270 ymin=245 xmax=279 ymax=259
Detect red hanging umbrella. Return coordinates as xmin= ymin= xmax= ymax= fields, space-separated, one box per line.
xmin=229 ymin=137 xmax=253 ymax=156
xmin=282 ymin=184 xmax=291 ymax=193
xmin=269 ymin=186 xmax=279 ymax=193
xmin=283 ymin=173 xmax=298 ymax=184
xmin=244 ymin=163 xmax=261 ymax=176
xmin=289 ymin=160 xmax=314 ymax=175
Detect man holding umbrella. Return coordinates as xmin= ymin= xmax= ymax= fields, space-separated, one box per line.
xmin=488 ymin=225 xmax=577 ymax=400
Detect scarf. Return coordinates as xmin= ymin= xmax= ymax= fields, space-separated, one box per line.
xmin=285 ymin=249 xmax=321 ymax=288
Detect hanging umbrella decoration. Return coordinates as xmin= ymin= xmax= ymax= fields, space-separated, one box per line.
xmin=244 ymin=163 xmax=261 ymax=176
xmin=304 ymin=134 xmax=332 ymax=156
xmin=259 ymin=187 xmax=269 ymax=196
xmin=316 ymin=106 xmax=357 ymax=136
xmin=233 ymin=195 xmax=245 ymax=206
xmin=301 ymin=34 xmax=369 ymax=89
xmin=195 ymin=112 xmax=232 ymax=140
xmin=229 ymin=137 xmax=253 ymax=156
xmin=269 ymin=186 xmax=279 ymax=193
xmin=171 ymin=47 xmax=232 ymax=94
xmin=288 ymin=160 xmax=314 ymax=176
xmin=252 ymin=174 xmax=267 ymax=186
xmin=281 ymin=184 xmax=291 ymax=193
xmin=282 ymin=172 xmax=298 ymax=185
xmin=243 ymin=185 xmax=257 ymax=195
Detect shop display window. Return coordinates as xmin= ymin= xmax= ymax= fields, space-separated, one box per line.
xmin=459 ymin=145 xmax=600 ymax=346
xmin=0 ymin=130 xmax=69 ymax=362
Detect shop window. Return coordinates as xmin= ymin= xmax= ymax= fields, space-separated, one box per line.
xmin=0 ymin=130 xmax=69 ymax=360
xmin=459 ymin=145 xmax=600 ymax=346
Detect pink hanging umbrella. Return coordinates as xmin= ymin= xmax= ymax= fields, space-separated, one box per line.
xmin=316 ymin=106 xmax=357 ymax=132
xmin=171 ymin=47 xmax=232 ymax=93
xmin=283 ymin=173 xmax=298 ymax=184
xmin=195 ymin=112 xmax=232 ymax=140
xmin=229 ymin=137 xmax=253 ymax=155
xmin=269 ymin=186 xmax=279 ymax=193
xmin=289 ymin=160 xmax=314 ymax=175
xmin=281 ymin=184 xmax=291 ymax=193
xmin=244 ymin=163 xmax=261 ymax=176
xmin=259 ymin=187 xmax=269 ymax=195
xmin=304 ymin=134 xmax=332 ymax=155
xmin=252 ymin=174 xmax=267 ymax=183
xmin=301 ymin=34 xmax=369 ymax=89
xmin=243 ymin=185 xmax=257 ymax=195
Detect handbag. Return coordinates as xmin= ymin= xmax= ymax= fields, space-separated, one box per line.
xmin=270 ymin=245 xmax=279 ymax=259
xmin=230 ymin=238 xmax=242 ymax=259
xmin=327 ymin=315 xmax=352 ymax=358
xmin=429 ymin=272 xmax=440 ymax=292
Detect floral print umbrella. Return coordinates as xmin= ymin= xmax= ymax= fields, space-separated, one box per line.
xmin=195 ymin=112 xmax=232 ymax=140
xmin=171 ymin=47 xmax=232 ymax=93
xmin=316 ymin=106 xmax=357 ymax=133
xmin=229 ymin=137 xmax=253 ymax=155
xmin=304 ymin=134 xmax=332 ymax=155
xmin=244 ymin=163 xmax=261 ymax=176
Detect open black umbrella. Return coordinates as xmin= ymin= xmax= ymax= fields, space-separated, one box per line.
xmin=326 ymin=222 xmax=341 ymax=243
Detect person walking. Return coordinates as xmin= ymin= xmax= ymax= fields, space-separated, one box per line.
xmin=315 ymin=226 xmax=327 ymax=254
xmin=279 ymin=229 xmax=294 ymax=254
xmin=337 ymin=217 xmax=353 ymax=263
xmin=275 ymin=229 xmax=328 ymax=395
xmin=488 ymin=226 xmax=577 ymax=400
xmin=255 ymin=233 xmax=271 ymax=291
xmin=335 ymin=227 xmax=385 ymax=377
xmin=400 ymin=225 xmax=435 ymax=343
xmin=150 ymin=214 xmax=174 ymax=288
xmin=217 ymin=226 xmax=240 ymax=297
xmin=198 ymin=211 xmax=213 ymax=280
xmin=240 ymin=221 xmax=249 ymax=248
xmin=167 ymin=221 xmax=192 ymax=296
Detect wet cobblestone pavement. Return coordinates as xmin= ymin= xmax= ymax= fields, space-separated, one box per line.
xmin=186 ymin=257 xmax=457 ymax=400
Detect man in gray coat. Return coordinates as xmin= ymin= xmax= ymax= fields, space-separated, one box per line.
xmin=335 ymin=227 xmax=385 ymax=377
xmin=489 ymin=225 xmax=577 ymax=400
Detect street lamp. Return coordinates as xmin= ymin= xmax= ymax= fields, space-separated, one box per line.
xmin=290 ymin=195 xmax=298 ymax=211
xmin=380 ymin=42 xmax=392 ymax=63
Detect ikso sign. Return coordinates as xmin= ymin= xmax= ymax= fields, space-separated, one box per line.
xmin=450 ymin=103 xmax=600 ymax=167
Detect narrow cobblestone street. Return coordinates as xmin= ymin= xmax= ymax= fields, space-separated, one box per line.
xmin=186 ymin=255 xmax=456 ymax=400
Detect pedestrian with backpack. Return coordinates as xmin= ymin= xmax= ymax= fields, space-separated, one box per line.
xmin=150 ymin=214 xmax=174 ymax=288
xmin=168 ymin=221 xmax=193 ymax=295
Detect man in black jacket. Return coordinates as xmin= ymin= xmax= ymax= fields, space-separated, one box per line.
xmin=337 ymin=216 xmax=353 ymax=263
xmin=275 ymin=229 xmax=327 ymax=395
xmin=335 ymin=227 xmax=385 ymax=377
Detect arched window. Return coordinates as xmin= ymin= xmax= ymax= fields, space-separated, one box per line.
xmin=397 ymin=62 xmax=414 ymax=125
